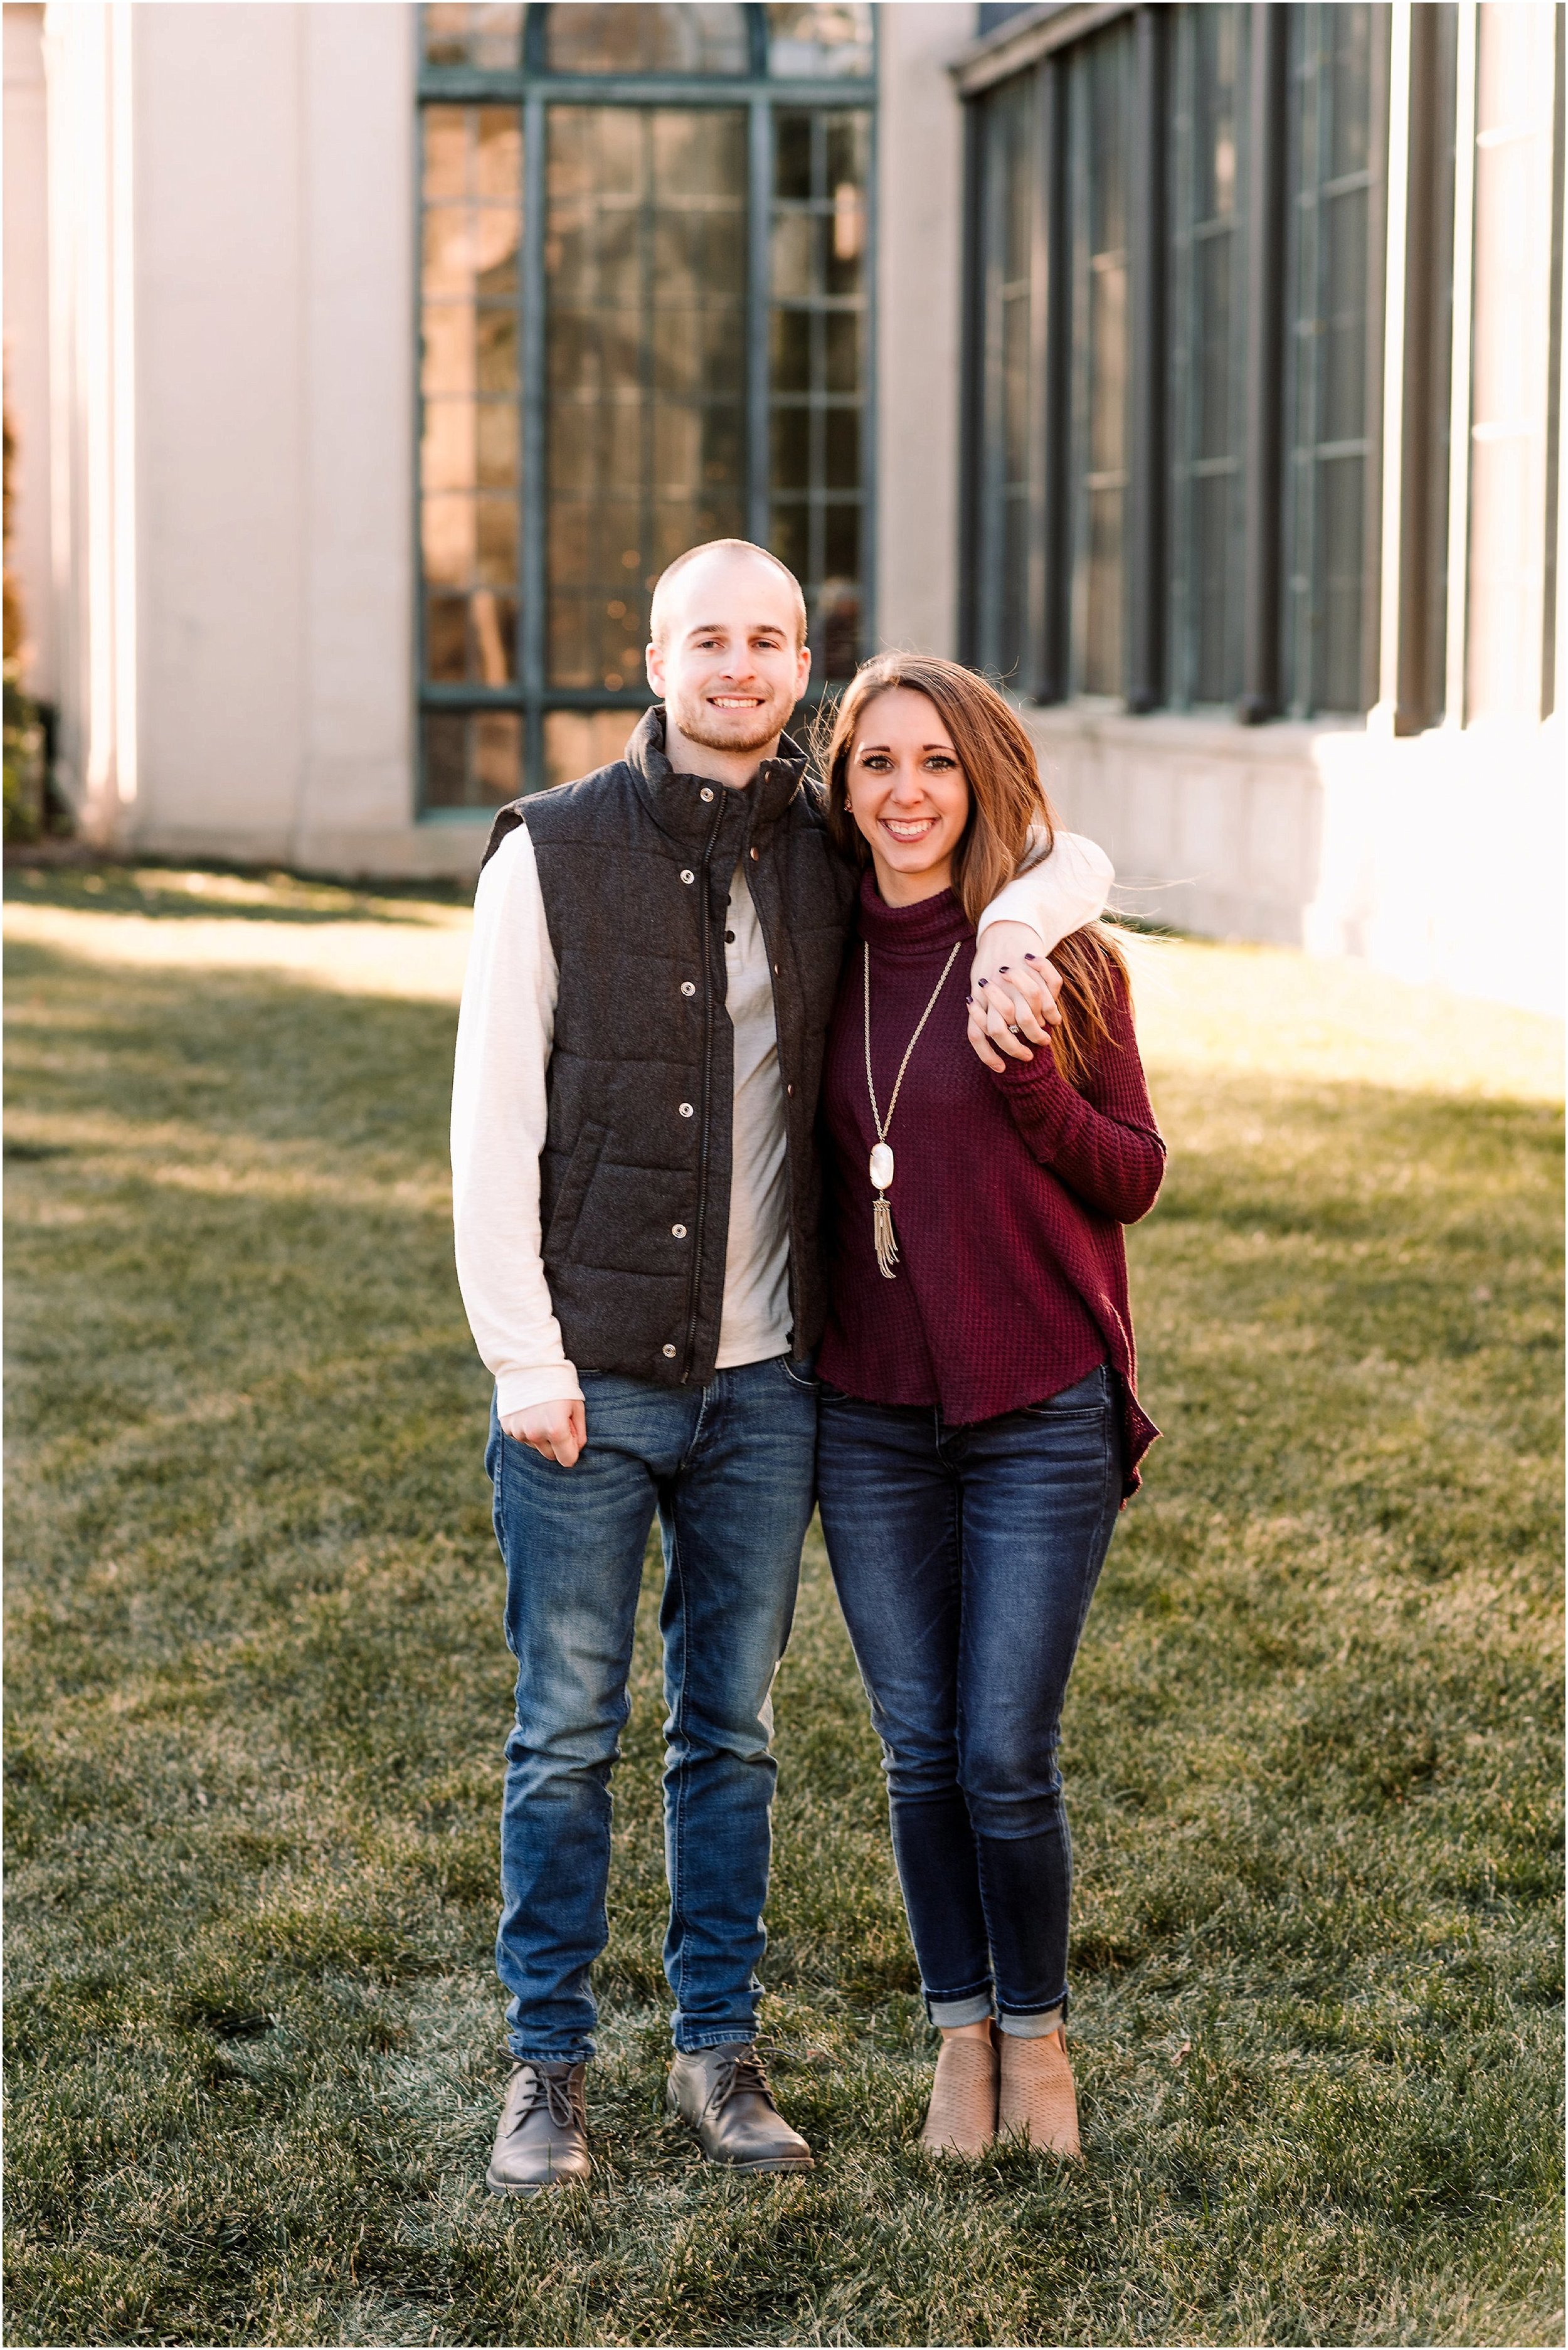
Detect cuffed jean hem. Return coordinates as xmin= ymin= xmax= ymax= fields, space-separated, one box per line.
xmin=510 ymin=2043 xmax=595 ymax=2067
xmin=674 ymin=2026 xmax=757 ymax=2053
xmin=925 ymin=1984 xmax=995 ymax=2028
xmin=998 ymin=2003 xmax=1065 ymax=2038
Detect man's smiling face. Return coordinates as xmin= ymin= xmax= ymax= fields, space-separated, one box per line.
xmin=645 ymin=548 xmax=812 ymax=760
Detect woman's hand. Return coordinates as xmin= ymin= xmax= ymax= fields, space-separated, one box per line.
xmin=967 ymin=922 xmax=1063 ymax=1071
xmin=501 ymin=1398 xmax=586 ymax=1467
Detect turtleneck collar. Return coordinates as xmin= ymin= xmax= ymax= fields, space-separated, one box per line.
xmin=855 ymin=866 xmax=975 ymax=960
xmin=625 ymin=704 xmax=808 ymax=846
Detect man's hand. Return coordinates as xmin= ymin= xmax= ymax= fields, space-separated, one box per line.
xmin=501 ymin=1398 xmax=586 ymax=1467
xmin=967 ymin=922 xmax=1063 ymax=1071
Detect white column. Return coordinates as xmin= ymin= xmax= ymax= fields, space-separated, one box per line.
xmin=4 ymin=4 xmax=55 ymax=704
xmin=1463 ymin=0 xmax=1560 ymax=725
xmin=874 ymin=3 xmax=973 ymax=658
xmin=43 ymin=0 xmax=138 ymax=840
xmin=293 ymin=3 xmax=417 ymax=871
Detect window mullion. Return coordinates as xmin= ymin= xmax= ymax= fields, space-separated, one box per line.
xmin=1239 ymin=0 xmax=1286 ymax=722
xmin=520 ymin=88 xmax=547 ymax=789
xmin=1036 ymin=56 xmax=1071 ymax=704
xmin=1126 ymin=4 xmax=1167 ymax=712
xmin=747 ymin=95 xmax=771 ymax=545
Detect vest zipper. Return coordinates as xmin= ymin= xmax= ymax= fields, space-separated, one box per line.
xmin=680 ymin=795 xmax=728 ymax=1381
xmin=748 ymin=867 xmax=801 ymax=1359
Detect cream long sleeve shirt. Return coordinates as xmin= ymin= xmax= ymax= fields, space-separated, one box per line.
xmin=452 ymin=824 xmax=1114 ymax=1417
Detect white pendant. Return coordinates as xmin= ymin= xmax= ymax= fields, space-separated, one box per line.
xmin=869 ymin=1141 xmax=895 ymax=1191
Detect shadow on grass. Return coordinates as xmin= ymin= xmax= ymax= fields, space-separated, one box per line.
xmin=4 ymin=942 xmax=1563 ymax=2347
xmin=4 ymin=860 xmax=473 ymax=927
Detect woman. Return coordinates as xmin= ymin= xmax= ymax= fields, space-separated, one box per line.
xmin=813 ymin=654 xmax=1164 ymax=2161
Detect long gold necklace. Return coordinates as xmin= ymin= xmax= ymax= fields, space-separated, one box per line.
xmin=862 ymin=938 xmax=963 ymax=1279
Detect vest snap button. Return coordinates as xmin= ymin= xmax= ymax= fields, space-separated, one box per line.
xmin=680 ymin=981 xmax=696 ymax=997
xmin=749 ymin=847 xmax=759 ymax=859
xmin=680 ymin=869 xmax=695 ymax=884
xmin=662 ymin=1344 xmax=677 ymax=1359
xmin=700 ymin=788 xmax=714 ymax=802
xmin=672 ymin=1223 xmax=687 ymax=1238
xmin=678 ymin=1102 xmax=694 ymax=1117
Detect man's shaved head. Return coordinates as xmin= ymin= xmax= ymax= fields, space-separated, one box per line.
xmin=649 ymin=539 xmax=808 ymax=651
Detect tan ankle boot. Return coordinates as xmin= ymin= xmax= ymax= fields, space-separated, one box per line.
xmin=997 ymin=2024 xmax=1081 ymax=2157
xmin=919 ymin=2031 xmax=999 ymax=2157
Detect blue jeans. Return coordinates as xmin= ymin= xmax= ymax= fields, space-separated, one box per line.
xmin=486 ymin=1356 xmax=817 ymax=2065
xmin=816 ymin=1364 xmax=1122 ymax=2033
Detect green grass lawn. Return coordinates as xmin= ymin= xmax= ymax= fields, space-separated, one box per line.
xmin=4 ymin=871 xmax=1562 ymax=2347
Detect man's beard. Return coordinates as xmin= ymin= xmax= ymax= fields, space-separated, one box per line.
xmin=668 ymin=688 xmax=793 ymax=758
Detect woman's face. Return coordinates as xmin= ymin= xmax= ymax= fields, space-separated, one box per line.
xmin=845 ymin=688 xmax=970 ymax=905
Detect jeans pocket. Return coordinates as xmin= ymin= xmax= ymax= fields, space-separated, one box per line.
xmin=1022 ymin=1364 xmax=1110 ymax=1418
xmin=776 ymin=1354 xmax=820 ymax=1395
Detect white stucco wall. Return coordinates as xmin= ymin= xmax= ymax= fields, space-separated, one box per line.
xmin=125 ymin=3 xmax=448 ymax=873
xmin=874 ymin=0 xmax=971 ymax=659
xmin=4 ymin=3 xmax=54 ymax=701
xmin=1033 ymin=705 xmax=1565 ymax=1019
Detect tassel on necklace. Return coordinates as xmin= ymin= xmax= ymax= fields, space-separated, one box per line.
xmin=873 ymin=1194 xmax=899 ymax=1280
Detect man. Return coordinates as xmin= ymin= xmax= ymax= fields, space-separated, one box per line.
xmin=451 ymin=540 xmax=1113 ymax=2194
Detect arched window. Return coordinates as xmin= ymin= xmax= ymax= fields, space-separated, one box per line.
xmin=416 ymin=1 xmax=875 ymax=809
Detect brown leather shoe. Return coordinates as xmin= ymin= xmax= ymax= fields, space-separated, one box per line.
xmin=920 ymin=2029 xmax=999 ymax=2157
xmin=997 ymin=2024 xmax=1081 ymax=2157
xmin=666 ymin=2043 xmax=813 ymax=2173
xmin=486 ymin=2061 xmax=591 ymax=2195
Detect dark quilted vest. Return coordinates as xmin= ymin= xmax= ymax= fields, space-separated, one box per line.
xmin=480 ymin=707 xmax=857 ymax=1387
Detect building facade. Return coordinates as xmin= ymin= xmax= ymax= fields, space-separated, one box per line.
xmin=6 ymin=1 xmax=1564 ymax=1009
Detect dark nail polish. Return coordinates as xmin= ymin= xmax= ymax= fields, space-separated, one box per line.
xmin=977 ymin=977 xmax=987 ymax=986
xmin=997 ymin=965 xmax=1010 ymax=974
xmin=1024 ymin=954 xmax=1037 ymax=962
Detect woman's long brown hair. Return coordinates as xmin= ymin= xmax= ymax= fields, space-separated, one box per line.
xmin=818 ymin=652 xmax=1128 ymax=1092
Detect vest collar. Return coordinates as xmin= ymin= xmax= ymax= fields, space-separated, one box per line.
xmin=625 ymin=705 xmax=808 ymax=845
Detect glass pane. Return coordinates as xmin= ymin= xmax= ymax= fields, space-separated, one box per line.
xmin=766 ymin=4 xmax=874 ymax=80
xmin=1319 ymin=452 xmax=1364 ymax=711
xmin=545 ymin=4 xmax=750 ymax=75
xmin=1085 ymin=487 xmax=1124 ymax=695
xmin=425 ymin=590 xmax=518 ymax=684
xmin=546 ymin=106 xmax=746 ymax=689
xmin=544 ymin=710 xmax=640 ymax=789
xmin=1322 ymin=183 xmax=1367 ymax=445
xmin=1069 ymin=25 xmax=1133 ymax=696
xmin=1195 ymin=233 xmax=1232 ymax=460
xmin=425 ymin=594 xmax=469 ymax=683
xmin=419 ymin=95 xmax=524 ymax=769
xmin=421 ymin=710 xmax=521 ymax=810
xmin=1192 ymin=5 xmax=1239 ymax=221
xmin=975 ymin=75 xmax=1035 ymax=685
xmin=769 ymin=106 xmax=870 ymax=677
xmin=423 ymin=3 xmax=524 ymax=71
xmin=1282 ymin=2 xmax=1380 ymax=713
xmin=1192 ymin=473 xmax=1233 ymax=703
xmin=817 ymin=576 xmax=861 ymax=678
xmin=1167 ymin=4 xmax=1247 ymax=706
xmin=1329 ymin=3 xmax=1373 ymax=179
xmin=421 ymin=710 xmax=468 ymax=805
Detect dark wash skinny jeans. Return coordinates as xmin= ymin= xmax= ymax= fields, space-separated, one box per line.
xmin=816 ymin=1363 xmax=1123 ymax=2033
xmin=487 ymin=1356 xmax=817 ymax=2066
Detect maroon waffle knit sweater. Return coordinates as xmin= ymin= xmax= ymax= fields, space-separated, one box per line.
xmin=817 ymin=874 xmax=1165 ymax=1494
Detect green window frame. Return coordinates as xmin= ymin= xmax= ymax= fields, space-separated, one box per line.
xmin=1281 ymin=1 xmax=1390 ymax=716
xmin=962 ymin=2 xmax=1436 ymax=725
xmin=416 ymin=2 xmax=876 ymax=813
xmin=1167 ymin=1 xmax=1250 ymax=708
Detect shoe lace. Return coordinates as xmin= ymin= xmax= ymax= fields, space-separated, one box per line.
xmin=711 ymin=2045 xmax=776 ymax=2111
xmin=514 ymin=2065 xmax=581 ymax=2131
